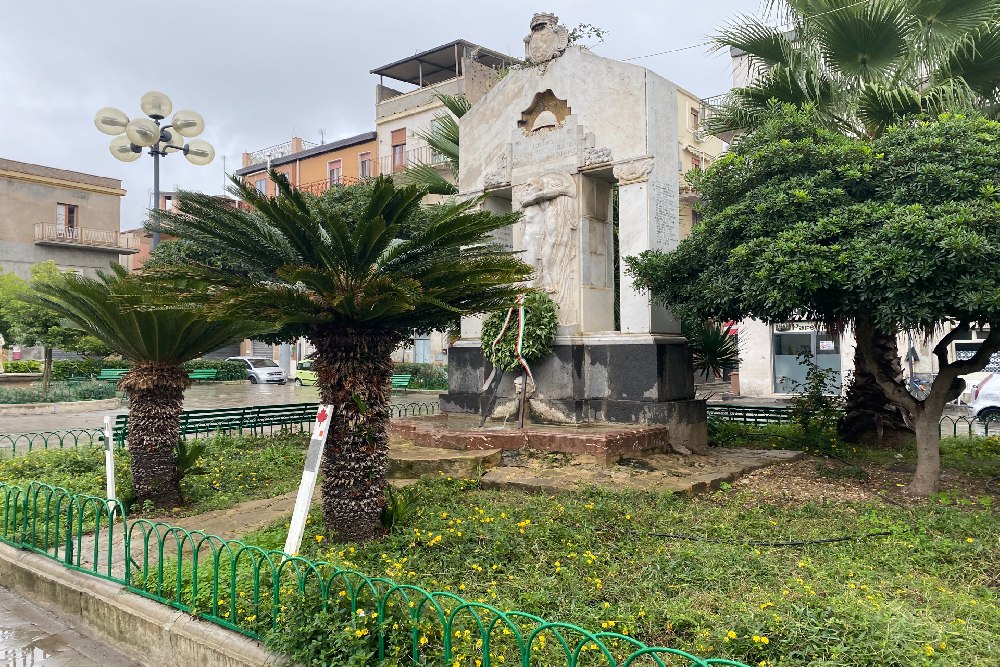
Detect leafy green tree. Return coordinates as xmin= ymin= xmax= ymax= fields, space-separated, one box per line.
xmin=709 ymin=0 xmax=1000 ymax=440
xmin=33 ymin=265 xmax=266 ymax=508
xmin=628 ymin=108 xmax=1000 ymax=496
xmin=148 ymin=174 xmax=531 ymax=541
xmin=400 ymin=93 xmax=470 ymax=195
xmin=1 ymin=262 xmax=86 ymax=389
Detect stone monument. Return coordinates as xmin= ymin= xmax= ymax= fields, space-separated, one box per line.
xmin=441 ymin=13 xmax=707 ymax=452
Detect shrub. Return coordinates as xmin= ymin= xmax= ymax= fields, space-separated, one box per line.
xmin=0 ymin=381 xmax=117 ymax=404
xmin=1 ymin=360 xmax=41 ymax=373
xmin=393 ymin=362 xmax=448 ymax=390
xmin=180 ymin=360 xmax=247 ymax=382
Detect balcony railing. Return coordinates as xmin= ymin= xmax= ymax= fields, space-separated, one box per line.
xmin=378 ymin=145 xmax=450 ymax=176
xmin=245 ymin=139 xmax=319 ymax=167
xmin=34 ymin=223 xmax=140 ymax=253
xmin=293 ymin=176 xmax=362 ymax=196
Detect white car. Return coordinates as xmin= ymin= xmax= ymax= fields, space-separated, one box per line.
xmin=968 ymin=373 xmax=1000 ymax=421
xmin=226 ymin=357 xmax=287 ymax=385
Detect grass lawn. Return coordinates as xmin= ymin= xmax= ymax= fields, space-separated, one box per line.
xmin=0 ymin=430 xmax=308 ymax=516
xmin=239 ymin=436 xmax=999 ymax=667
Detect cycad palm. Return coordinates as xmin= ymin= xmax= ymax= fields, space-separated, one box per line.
xmin=709 ymin=0 xmax=1000 ymax=138
xmin=33 ymin=265 xmax=265 ymax=508
xmin=150 ymin=175 xmax=530 ymax=542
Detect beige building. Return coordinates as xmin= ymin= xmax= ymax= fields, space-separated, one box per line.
xmin=0 ymin=158 xmax=135 ymax=279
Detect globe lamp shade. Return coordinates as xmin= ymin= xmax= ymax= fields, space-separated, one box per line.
xmin=139 ymin=90 xmax=172 ymax=119
xmin=109 ymin=135 xmax=141 ymax=162
xmin=184 ymin=139 xmax=215 ymax=166
xmin=94 ymin=107 xmax=129 ymax=135
xmin=125 ymin=118 xmax=159 ymax=147
xmin=171 ymin=109 xmax=205 ymax=137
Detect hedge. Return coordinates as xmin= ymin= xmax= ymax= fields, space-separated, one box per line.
xmin=48 ymin=359 xmax=247 ymax=382
xmin=1 ymin=360 xmax=42 ymax=373
xmin=393 ymin=362 xmax=448 ymax=390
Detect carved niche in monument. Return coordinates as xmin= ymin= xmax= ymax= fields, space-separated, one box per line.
xmin=518 ymin=90 xmax=572 ymax=135
xmin=519 ymin=172 xmax=578 ymax=327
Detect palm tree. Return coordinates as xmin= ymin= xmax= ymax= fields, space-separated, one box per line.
xmin=400 ymin=93 xmax=470 ymax=195
xmin=149 ymin=175 xmax=530 ymax=542
xmin=33 ymin=265 xmax=266 ymax=509
xmin=706 ymin=0 xmax=1000 ymax=441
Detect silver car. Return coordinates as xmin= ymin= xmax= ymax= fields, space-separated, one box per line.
xmin=226 ymin=357 xmax=287 ymax=384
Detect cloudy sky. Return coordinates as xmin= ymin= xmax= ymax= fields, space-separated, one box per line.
xmin=1 ymin=0 xmax=762 ymax=230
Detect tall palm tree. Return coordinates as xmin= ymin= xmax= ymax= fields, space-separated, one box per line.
xmin=33 ymin=265 xmax=266 ymax=509
xmin=706 ymin=0 xmax=1000 ymax=441
xmin=149 ymin=175 xmax=530 ymax=542
xmin=401 ymin=93 xmax=470 ymax=195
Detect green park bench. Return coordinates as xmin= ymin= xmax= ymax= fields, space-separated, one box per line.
xmin=107 ymin=402 xmax=321 ymax=447
xmin=96 ymin=369 xmax=129 ymax=383
xmin=390 ymin=374 xmax=412 ymax=395
xmin=187 ymin=369 xmax=219 ymax=382
xmin=706 ymin=404 xmax=794 ymax=425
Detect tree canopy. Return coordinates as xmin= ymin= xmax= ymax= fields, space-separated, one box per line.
xmin=628 ymin=107 xmax=1000 ymax=494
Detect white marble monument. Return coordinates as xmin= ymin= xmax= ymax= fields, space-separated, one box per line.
xmin=443 ymin=13 xmax=706 ymax=451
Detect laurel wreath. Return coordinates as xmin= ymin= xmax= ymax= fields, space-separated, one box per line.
xmin=480 ymin=291 xmax=558 ymax=371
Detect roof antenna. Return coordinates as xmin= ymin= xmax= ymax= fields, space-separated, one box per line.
xmin=319 ymin=128 xmax=326 ymax=144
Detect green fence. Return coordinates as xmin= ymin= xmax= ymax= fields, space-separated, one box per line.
xmin=0 ymin=481 xmax=747 ymax=667
xmin=708 ymin=404 xmax=1000 ymax=437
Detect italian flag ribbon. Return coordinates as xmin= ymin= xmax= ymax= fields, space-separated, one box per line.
xmin=490 ymin=293 xmax=536 ymax=388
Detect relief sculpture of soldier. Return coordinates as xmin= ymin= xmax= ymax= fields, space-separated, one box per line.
xmin=519 ymin=172 xmax=577 ymax=326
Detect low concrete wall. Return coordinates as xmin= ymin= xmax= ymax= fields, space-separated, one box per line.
xmin=0 ymin=397 xmax=121 ymax=416
xmin=0 ymin=543 xmax=283 ymax=667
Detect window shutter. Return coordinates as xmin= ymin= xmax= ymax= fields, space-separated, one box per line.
xmin=391 ymin=128 xmax=406 ymax=145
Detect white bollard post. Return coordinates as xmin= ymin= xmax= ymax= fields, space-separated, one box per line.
xmin=283 ymin=405 xmax=333 ymax=558
xmin=103 ymin=416 xmax=117 ymax=508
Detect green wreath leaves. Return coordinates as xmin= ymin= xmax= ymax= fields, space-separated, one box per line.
xmin=480 ymin=291 xmax=558 ymax=371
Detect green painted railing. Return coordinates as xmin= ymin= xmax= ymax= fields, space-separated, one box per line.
xmin=0 ymin=429 xmax=107 ymax=457
xmin=709 ymin=404 xmax=1000 ymax=437
xmin=0 ymin=480 xmax=748 ymax=667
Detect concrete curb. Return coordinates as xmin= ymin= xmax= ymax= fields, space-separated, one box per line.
xmin=0 ymin=542 xmax=283 ymax=667
xmin=0 ymin=397 xmax=122 ymax=416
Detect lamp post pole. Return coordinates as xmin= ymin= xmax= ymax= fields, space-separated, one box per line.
xmin=94 ymin=92 xmax=215 ymax=251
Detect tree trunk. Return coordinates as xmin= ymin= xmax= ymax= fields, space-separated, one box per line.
xmin=120 ymin=363 xmax=189 ymax=509
xmin=839 ymin=329 xmax=911 ymax=444
xmin=311 ymin=326 xmax=399 ymax=543
xmin=910 ymin=410 xmax=941 ymax=496
xmin=41 ymin=346 xmax=53 ymax=396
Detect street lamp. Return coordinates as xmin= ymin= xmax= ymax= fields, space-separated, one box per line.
xmin=94 ymin=91 xmax=215 ymax=248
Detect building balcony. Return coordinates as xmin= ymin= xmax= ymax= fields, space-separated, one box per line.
xmin=34 ymin=223 xmax=140 ymax=254
xmin=378 ymin=145 xmax=450 ymax=176
xmin=700 ymin=94 xmax=737 ymax=144
xmin=376 ymin=77 xmax=465 ymax=120
xmin=293 ymin=176 xmax=362 ymax=196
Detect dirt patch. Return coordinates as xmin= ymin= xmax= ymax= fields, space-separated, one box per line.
xmin=733 ymin=455 xmax=999 ymax=508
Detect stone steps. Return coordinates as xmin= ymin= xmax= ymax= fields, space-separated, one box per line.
xmin=387 ymin=440 xmax=501 ymax=479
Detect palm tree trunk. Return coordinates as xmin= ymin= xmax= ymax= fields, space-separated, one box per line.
xmin=41 ymin=347 xmax=53 ymax=396
xmin=311 ymin=326 xmax=398 ymax=543
xmin=839 ymin=329 xmax=911 ymax=444
xmin=121 ymin=363 xmax=188 ymax=509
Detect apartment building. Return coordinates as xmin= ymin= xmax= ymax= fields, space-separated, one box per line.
xmin=235 ymin=132 xmax=377 ymax=197
xmin=0 ymin=158 xmax=135 ymax=279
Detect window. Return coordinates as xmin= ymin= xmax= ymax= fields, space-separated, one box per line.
xmin=328 ymin=159 xmax=343 ymax=185
xmin=359 ymin=152 xmax=372 ymax=179
xmin=691 ymin=155 xmax=702 ymax=170
xmin=164 ymin=195 xmax=175 ymax=210
xmin=254 ymin=178 xmax=267 ymax=195
xmin=391 ymin=128 xmax=407 ymax=172
xmin=56 ymin=203 xmax=78 ymax=239
xmin=430 ymin=118 xmax=447 ymax=164
xmin=690 ymin=106 xmax=701 ymax=131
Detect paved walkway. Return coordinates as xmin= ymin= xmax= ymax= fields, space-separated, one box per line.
xmin=0 ymin=585 xmax=140 ymax=666
xmin=1 ymin=384 xmax=439 ymax=434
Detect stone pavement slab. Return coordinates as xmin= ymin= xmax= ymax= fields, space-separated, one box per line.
xmin=0 ymin=585 xmax=141 ymax=666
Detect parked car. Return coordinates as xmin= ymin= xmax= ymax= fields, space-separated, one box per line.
xmin=968 ymin=373 xmax=1000 ymax=421
xmin=295 ymin=359 xmax=318 ymax=386
xmin=226 ymin=357 xmax=287 ymax=384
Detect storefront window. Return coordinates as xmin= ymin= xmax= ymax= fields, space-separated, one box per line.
xmin=772 ymin=325 xmax=842 ymax=394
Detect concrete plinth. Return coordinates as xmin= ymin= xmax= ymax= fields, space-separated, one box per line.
xmin=441 ymin=334 xmax=707 ymax=453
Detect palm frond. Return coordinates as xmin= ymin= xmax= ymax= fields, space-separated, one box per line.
xmin=857 ymin=83 xmax=922 ymax=135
